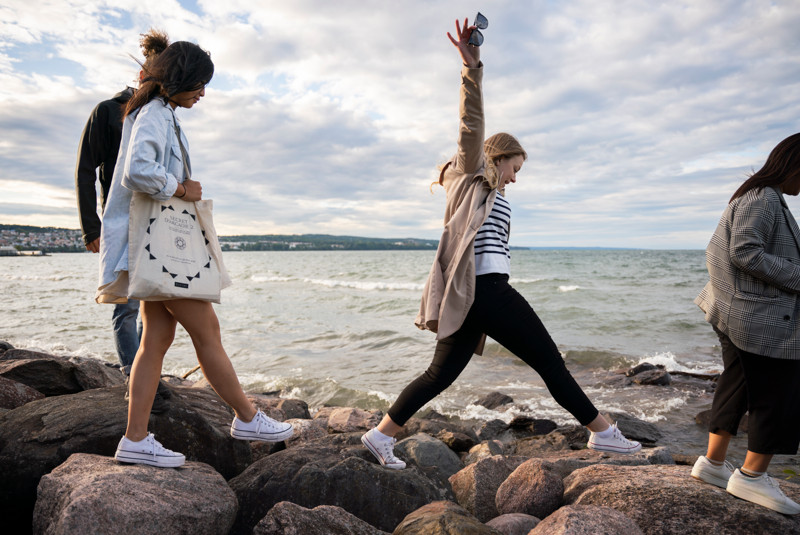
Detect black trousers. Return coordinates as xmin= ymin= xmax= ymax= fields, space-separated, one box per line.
xmin=388 ymin=274 xmax=599 ymax=426
xmin=710 ymin=326 xmax=800 ymax=454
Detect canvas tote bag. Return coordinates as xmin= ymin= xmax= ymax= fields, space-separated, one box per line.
xmin=127 ymin=122 xmax=231 ymax=302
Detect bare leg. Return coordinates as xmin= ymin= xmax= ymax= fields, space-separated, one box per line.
xmin=742 ymin=451 xmax=773 ymax=473
xmin=706 ymin=431 xmax=732 ymax=463
xmin=376 ymin=414 xmax=403 ymax=437
xmin=125 ymin=301 xmax=176 ymax=441
xmin=586 ymin=413 xmax=610 ymax=433
xmin=163 ymin=299 xmax=256 ymax=421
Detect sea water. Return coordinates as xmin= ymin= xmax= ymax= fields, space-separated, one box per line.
xmin=1 ymin=249 xmax=724 ymax=455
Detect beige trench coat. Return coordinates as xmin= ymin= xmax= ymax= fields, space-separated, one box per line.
xmin=415 ymin=64 xmax=497 ymax=353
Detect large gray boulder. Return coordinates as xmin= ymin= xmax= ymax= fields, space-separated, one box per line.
xmin=485 ymin=513 xmax=540 ymax=535
xmin=229 ymin=434 xmax=450 ymax=534
xmin=0 ymin=385 xmax=251 ymax=533
xmin=448 ymin=455 xmax=527 ymax=522
xmin=474 ymin=391 xmax=514 ymax=410
xmin=530 ymin=505 xmax=643 ymax=534
xmin=631 ymin=368 xmax=672 ymax=386
xmin=311 ymin=406 xmax=382 ymax=433
xmin=392 ymin=501 xmax=503 ymax=535
xmin=602 ymin=412 xmax=663 ymax=444
xmin=495 ymin=459 xmax=563 ymax=519
xmin=435 ymin=429 xmax=477 ymax=452
xmin=394 ymin=416 xmax=480 ymax=443
xmin=529 ymin=446 xmax=673 ymax=479
xmin=33 ymin=453 xmax=237 ymax=535
xmin=476 ymin=419 xmax=509 ymax=441
xmin=464 ymin=440 xmax=504 ymax=465
xmin=284 ymin=417 xmax=329 ymax=446
xmin=395 ymin=432 xmax=463 ymax=486
xmin=563 ymin=464 xmax=800 ymax=534
xmin=326 ymin=407 xmax=381 ymax=433
xmin=247 ymin=395 xmax=311 ymax=420
xmin=0 ymin=375 xmax=44 ymax=409
xmin=0 ymin=349 xmax=123 ymax=396
xmin=253 ymin=501 xmax=388 ymax=535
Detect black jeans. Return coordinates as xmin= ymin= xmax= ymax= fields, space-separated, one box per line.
xmin=388 ymin=274 xmax=599 ymax=426
xmin=710 ymin=327 xmax=800 ymax=455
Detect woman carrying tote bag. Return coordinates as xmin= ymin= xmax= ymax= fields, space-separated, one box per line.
xmin=96 ymin=41 xmax=293 ymax=468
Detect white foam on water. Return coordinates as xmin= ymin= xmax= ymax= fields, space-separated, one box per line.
xmin=366 ymin=389 xmax=396 ymax=403
xmin=237 ymin=372 xmax=296 ymax=393
xmin=458 ymin=403 xmax=517 ymax=423
xmin=302 ymin=278 xmax=424 ymax=292
xmin=0 ymin=274 xmax=72 ymax=281
xmin=282 ymin=386 xmax=303 ymax=399
xmin=7 ymin=338 xmax=108 ymax=360
xmin=250 ymin=274 xmax=295 ymax=283
xmin=558 ymin=285 xmax=580 ymax=292
xmin=635 ymin=351 xmax=720 ymax=374
xmin=509 ymin=278 xmax=543 ymax=284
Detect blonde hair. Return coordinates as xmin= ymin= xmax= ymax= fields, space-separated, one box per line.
xmin=432 ymin=132 xmax=527 ymax=191
xmin=483 ymin=132 xmax=528 ymax=189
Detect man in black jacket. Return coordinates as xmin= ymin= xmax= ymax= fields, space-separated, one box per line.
xmin=75 ymin=87 xmax=169 ymax=411
xmin=75 ymin=87 xmax=141 ymax=373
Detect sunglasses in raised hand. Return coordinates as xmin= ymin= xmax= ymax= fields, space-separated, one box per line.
xmin=468 ymin=12 xmax=488 ymax=46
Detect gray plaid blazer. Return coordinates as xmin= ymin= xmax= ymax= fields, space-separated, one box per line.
xmin=695 ymin=186 xmax=800 ymax=359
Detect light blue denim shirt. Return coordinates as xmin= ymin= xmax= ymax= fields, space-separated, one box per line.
xmin=97 ymin=97 xmax=191 ymax=289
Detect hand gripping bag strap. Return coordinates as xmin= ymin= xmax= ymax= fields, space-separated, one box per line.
xmin=172 ymin=121 xmax=232 ymax=291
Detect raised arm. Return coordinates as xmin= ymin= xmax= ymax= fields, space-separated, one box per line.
xmin=448 ymin=18 xmax=485 ymax=175
xmin=447 ymin=18 xmax=480 ymax=69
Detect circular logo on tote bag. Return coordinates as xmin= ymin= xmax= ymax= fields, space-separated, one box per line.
xmin=175 ymin=236 xmax=187 ymax=250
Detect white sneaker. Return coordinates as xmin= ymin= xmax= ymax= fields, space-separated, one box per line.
xmin=114 ymin=433 xmax=185 ymax=468
xmin=361 ymin=428 xmax=406 ymax=470
xmin=727 ymin=469 xmax=800 ymax=515
xmin=231 ymin=409 xmax=294 ymax=442
xmin=587 ymin=423 xmax=642 ymax=454
xmin=691 ymin=455 xmax=734 ymax=488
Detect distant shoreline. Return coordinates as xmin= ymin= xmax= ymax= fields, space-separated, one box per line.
xmin=0 ymin=224 xmax=703 ymax=252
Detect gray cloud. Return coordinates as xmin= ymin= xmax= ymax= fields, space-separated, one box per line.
xmin=1 ymin=1 xmax=799 ymax=247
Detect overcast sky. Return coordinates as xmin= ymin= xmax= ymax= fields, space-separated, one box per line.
xmin=1 ymin=0 xmax=799 ymax=248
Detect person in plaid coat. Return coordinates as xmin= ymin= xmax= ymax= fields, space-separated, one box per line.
xmin=692 ymin=133 xmax=800 ymax=514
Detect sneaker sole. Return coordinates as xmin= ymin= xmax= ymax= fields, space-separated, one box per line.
xmin=361 ymin=434 xmax=405 ymax=470
xmin=691 ymin=469 xmax=730 ymax=489
xmin=115 ymin=451 xmax=185 ymax=468
xmin=587 ymin=442 xmax=642 ymax=454
xmin=727 ymin=483 xmax=800 ymax=515
xmin=231 ymin=426 xmax=294 ymax=442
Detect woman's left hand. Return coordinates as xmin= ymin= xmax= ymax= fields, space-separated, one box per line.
xmin=180 ymin=178 xmax=202 ymax=202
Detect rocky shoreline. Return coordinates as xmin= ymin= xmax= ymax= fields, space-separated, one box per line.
xmin=1 ymin=342 xmax=799 ymax=534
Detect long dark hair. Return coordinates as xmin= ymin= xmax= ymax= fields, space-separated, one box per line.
xmin=125 ymin=41 xmax=214 ymax=118
xmin=730 ymin=133 xmax=800 ymax=202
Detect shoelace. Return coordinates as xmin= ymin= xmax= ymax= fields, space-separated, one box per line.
xmin=763 ymin=475 xmax=789 ymax=498
xmin=610 ymin=424 xmax=637 ymax=446
xmin=722 ymin=460 xmax=735 ymax=473
xmin=253 ymin=411 xmax=285 ymax=432
xmin=378 ymin=437 xmax=402 ymax=463
xmin=143 ymin=433 xmax=172 ymax=461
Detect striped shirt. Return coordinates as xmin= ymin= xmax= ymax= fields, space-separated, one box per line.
xmin=474 ymin=192 xmax=511 ymax=275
